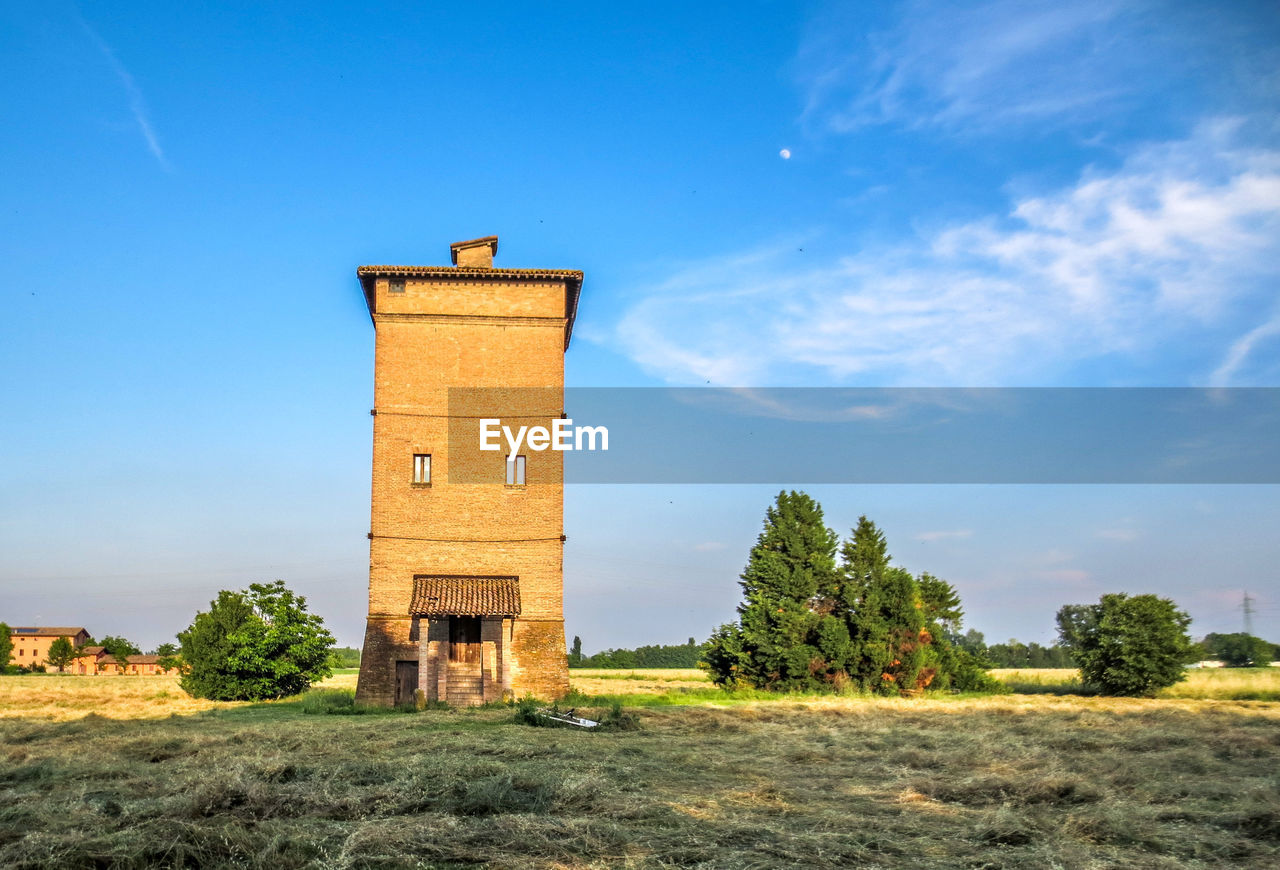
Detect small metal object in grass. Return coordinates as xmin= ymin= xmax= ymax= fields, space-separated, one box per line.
xmin=537 ymin=707 xmax=599 ymax=728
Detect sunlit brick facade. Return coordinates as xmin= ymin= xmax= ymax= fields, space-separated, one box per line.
xmin=354 ymin=237 xmax=580 ymax=706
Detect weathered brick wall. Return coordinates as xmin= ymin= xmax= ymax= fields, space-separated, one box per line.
xmin=510 ymin=619 xmax=571 ymax=699
xmin=357 ymin=617 xmax=416 ymax=706
xmin=356 ymin=262 xmax=573 ymax=706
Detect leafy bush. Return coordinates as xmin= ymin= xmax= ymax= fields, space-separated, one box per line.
xmin=178 ymin=580 xmax=334 ymax=700
xmin=596 ymin=701 xmax=641 ymax=731
xmin=513 ymin=696 xmax=557 ymax=727
xmin=1057 ymin=593 xmax=1194 ymax=696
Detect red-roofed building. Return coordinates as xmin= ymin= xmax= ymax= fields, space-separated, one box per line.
xmin=7 ymin=627 xmax=90 ymax=671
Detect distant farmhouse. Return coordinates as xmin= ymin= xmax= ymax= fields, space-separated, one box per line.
xmin=355 ymin=237 xmax=581 ymax=707
xmin=5 ymin=626 xmax=176 ymax=675
xmin=7 ymin=627 xmax=89 ymax=670
xmin=68 ymin=647 xmax=177 ymax=676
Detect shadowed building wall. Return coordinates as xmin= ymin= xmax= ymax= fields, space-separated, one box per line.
xmin=355 ymin=237 xmax=580 ymax=706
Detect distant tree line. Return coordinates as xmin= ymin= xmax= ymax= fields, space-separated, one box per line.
xmin=1197 ymin=633 xmax=1279 ymax=667
xmin=329 ymin=647 xmax=362 ymax=668
xmin=568 ymin=636 xmax=705 ymax=669
xmin=952 ymin=630 xmax=1076 ymax=669
xmin=952 ymin=628 xmax=1280 ymax=671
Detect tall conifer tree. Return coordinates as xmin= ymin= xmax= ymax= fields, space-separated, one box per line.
xmin=704 ymin=496 xmax=1000 ymax=696
xmin=712 ymin=491 xmax=837 ymax=690
xmin=841 ymin=516 xmax=895 ymax=691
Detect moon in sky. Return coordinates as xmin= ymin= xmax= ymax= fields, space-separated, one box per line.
xmin=779 ymin=148 xmax=792 ymax=159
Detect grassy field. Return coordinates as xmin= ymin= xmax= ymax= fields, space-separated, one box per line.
xmin=1 ymin=672 xmax=1278 ymax=868
xmin=992 ymin=668 xmax=1280 ymax=701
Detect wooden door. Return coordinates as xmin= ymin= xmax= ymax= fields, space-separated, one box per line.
xmin=394 ymin=660 xmax=418 ymax=706
xmin=449 ymin=616 xmax=481 ymax=664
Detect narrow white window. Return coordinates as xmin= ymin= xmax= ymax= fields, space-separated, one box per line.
xmin=413 ymin=454 xmax=431 ymax=484
xmin=505 ymin=454 xmax=526 ymax=486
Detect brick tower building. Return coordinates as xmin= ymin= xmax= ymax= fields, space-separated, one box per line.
xmin=355 ymin=236 xmax=581 ymax=706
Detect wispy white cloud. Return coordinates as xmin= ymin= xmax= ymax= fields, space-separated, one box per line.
xmin=1037 ymin=568 xmax=1093 ymax=586
xmin=799 ymin=0 xmax=1135 ymax=133
xmin=795 ymin=0 xmax=1277 ymax=136
xmin=76 ymin=14 xmax=170 ymax=170
xmin=693 ymin=541 xmax=727 ymax=552
xmin=916 ymin=529 xmax=973 ymax=542
xmin=1095 ymin=528 xmax=1138 ymax=542
xmin=612 ymin=123 xmax=1280 ymax=386
xmin=1211 ymin=309 xmax=1280 ymax=386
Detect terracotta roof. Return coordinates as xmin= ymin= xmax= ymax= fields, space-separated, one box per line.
xmin=356 ymin=264 xmax=584 ymax=349
xmin=9 ymin=626 xmax=88 ymax=637
xmin=409 ymin=576 xmax=521 ymax=617
xmin=94 ymin=654 xmax=163 ymax=665
xmin=79 ymin=646 xmax=106 ymax=656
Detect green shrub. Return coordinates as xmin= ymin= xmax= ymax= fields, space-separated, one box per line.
xmin=1057 ymin=593 xmax=1193 ymax=696
xmin=596 ymin=701 xmax=641 ymax=731
xmin=178 ymin=580 xmax=334 ymax=701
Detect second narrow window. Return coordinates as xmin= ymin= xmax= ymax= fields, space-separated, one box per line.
xmin=506 ymin=454 xmax=526 ymax=485
xmin=413 ymin=454 xmax=431 ymax=484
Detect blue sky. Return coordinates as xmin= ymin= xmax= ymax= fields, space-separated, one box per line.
xmin=2 ymin=1 xmax=1278 ymax=651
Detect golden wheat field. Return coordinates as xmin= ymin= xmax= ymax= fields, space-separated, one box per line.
xmin=568 ymin=667 xmax=709 ymax=696
xmin=992 ymin=667 xmax=1280 ymax=700
xmin=4 ymin=667 xmax=1279 ymax=722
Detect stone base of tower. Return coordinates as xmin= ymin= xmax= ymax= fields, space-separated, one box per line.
xmin=355 ymin=616 xmax=568 ymax=707
xmin=355 ymin=617 xmax=413 ymax=707
xmin=509 ymin=618 xmax=570 ymax=700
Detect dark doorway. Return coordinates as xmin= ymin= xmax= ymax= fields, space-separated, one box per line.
xmin=394 ymin=660 xmax=418 ymax=706
xmin=449 ymin=616 xmax=481 ymax=664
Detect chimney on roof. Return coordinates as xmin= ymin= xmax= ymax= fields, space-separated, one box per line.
xmin=450 ymin=235 xmax=498 ymax=269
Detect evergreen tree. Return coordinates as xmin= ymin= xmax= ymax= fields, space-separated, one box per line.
xmin=703 ymin=622 xmax=747 ymax=687
xmin=46 ymin=637 xmax=76 ymax=672
xmin=839 ymin=516 xmax=890 ymax=608
xmin=704 ymin=494 xmax=1002 ymax=696
xmin=569 ymin=635 xmax=583 ymax=666
xmin=0 ymin=623 xmax=12 ymax=673
xmin=870 ymin=566 xmax=930 ymax=694
xmin=706 ymin=491 xmax=838 ymax=690
xmin=918 ymin=573 xmax=963 ymax=636
xmin=840 ymin=517 xmax=907 ymax=692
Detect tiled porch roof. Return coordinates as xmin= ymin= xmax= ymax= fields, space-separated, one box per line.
xmin=409 ymin=576 xmax=521 ymax=617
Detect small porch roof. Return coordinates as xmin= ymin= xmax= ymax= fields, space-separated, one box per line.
xmin=410 ymin=576 xmax=521 ymax=618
